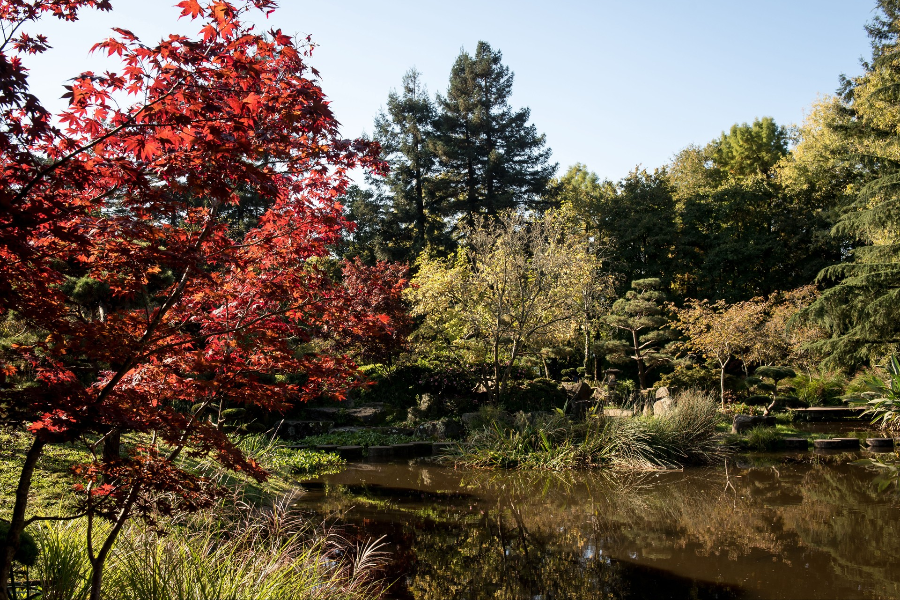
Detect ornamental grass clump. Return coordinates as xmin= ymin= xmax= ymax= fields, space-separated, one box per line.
xmin=453 ymin=389 xmax=723 ymax=471
xmin=610 ymin=389 xmax=723 ymax=470
xmin=32 ymin=495 xmax=386 ymax=600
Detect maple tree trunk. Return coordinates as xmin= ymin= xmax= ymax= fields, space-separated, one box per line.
xmin=88 ymin=483 xmax=141 ymax=600
xmin=0 ymin=438 xmax=46 ymax=600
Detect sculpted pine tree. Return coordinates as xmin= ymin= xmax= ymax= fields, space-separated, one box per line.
xmin=0 ymin=1 xmax=389 ymax=597
xmin=433 ymin=41 xmax=556 ymax=223
xmin=602 ymin=279 xmax=674 ymax=390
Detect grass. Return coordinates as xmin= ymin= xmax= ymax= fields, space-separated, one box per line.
xmin=451 ymin=389 xmax=725 ymax=471
xmin=745 ymin=426 xmax=782 ymax=451
xmin=0 ymin=428 xmax=87 ymax=520
xmin=237 ymin=434 xmax=345 ymax=475
xmin=30 ymin=494 xmax=386 ymax=600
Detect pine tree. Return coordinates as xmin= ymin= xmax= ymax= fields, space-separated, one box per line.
xmin=372 ymin=69 xmax=446 ymax=259
xmin=433 ymin=41 xmax=556 ymax=223
xmin=601 ymin=278 xmax=675 ymax=390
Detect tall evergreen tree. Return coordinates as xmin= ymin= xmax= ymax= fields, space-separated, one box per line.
xmin=433 ymin=41 xmax=556 ymax=223
xmin=799 ymin=0 xmax=900 ymax=369
xmin=372 ymin=69 xmax=446 ymax=258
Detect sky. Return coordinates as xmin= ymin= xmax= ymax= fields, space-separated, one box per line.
xmin=21 ymin=0 xmax=876 ymax=183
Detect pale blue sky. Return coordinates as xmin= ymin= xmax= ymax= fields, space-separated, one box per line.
xmin=23 ymin=0 xmax=875 ymax=182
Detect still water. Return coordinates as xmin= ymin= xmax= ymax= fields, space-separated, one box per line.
xmin=296 ymin=454 xmax=898 ymax=600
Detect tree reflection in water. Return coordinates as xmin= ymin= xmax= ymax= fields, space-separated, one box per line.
xmin=297 ymin=458 xmax=899 ymax=600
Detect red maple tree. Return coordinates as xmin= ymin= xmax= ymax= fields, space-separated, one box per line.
xmin=0 ymin=1 xmax=389 ymax=597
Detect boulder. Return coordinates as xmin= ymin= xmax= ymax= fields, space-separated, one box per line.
xmin=655 ymin=386 xmax=673 ymax=400
xmin=652 ymin=398 xmax=675 ymax=417
xmin=731 ymin=414 xmax=776 ymax=434
xmin=561 ymin=381 xmax=593 ymax=401
xmin=415 ymin=418 xmax=466 ymax=440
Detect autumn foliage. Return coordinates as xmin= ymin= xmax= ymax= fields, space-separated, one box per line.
xmin=0 ymin=0 xmax=392 ymax=596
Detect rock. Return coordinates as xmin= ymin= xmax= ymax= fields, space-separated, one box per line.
xmin=410 ymin=441 xmax=434 ymax=456
xmin=304 ymin=404 xmax=387 ymax=425
xmin=655 ymin=386 xmax=673 ymax=400
xmin=561 ymin=381 xmax=593 ymax=401
xmin=432 ymin=442 xmax=453 ymax=455
xmin=653 ymin=398 xmax=675 ymax=417
xmin=781 ymin=438 xmax=808 ymax=450
xmin=813 ymin=439 xmax=846 ymax=450
xmin=337 ymin=446 xmax=364 ymax=459
xmin=866 ymin=437 xmax=895 ymax=448
xmin=832 ymin=437 xmax=861 ymax=449
xmin=392 ymin=443 xmax=415 ymax=457
xmin=731 ymin=414 xmax=776 ymax=434
xmin=367 ymin=445 xmax=394 ymax=458
xmin=415 ymin=418 xmax=465 ymax=440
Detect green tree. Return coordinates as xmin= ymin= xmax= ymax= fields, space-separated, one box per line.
xmin=602 ymin=278 xmax=674 ymax=390
xmin=710 ymin=117 xmax=789 ymax=179
xmin=433 ymin=41 xmax=556 ymax=223
xmin=799 ymin=0 xmax=900 ymax=369
xmin=372 ymin=69 xmax=446 ymax=259
xmin=406 ymin=209 xmax=601 ymax=402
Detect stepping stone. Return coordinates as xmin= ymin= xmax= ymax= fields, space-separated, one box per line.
xmin=432 ymin=442 xmax=453 ymax=454
xmin=337 ymin=445 xmax=364 ymax=459
xmin=367 ymin=445 xmax=394 ymax=458
xmin=411 ymin=441 xmax=434 ymax=456
xmin=812 ymin=439 xmax=846 ymax=450
xmin=392 ymin=443 xmax=415 ymax=457
xmin=832 ymin=437 xmax=861 ymax=449
xmin=781 ymin=438 xmax=808 ymax=450
xmin=866 ymin=438 xmax=895 ymax=448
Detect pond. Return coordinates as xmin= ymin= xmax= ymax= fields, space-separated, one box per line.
xmin=294 ymin=452 xmax=899 ymax=600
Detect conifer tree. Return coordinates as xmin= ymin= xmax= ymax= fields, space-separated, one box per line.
xmin=372 ymin=69 xmax=446 ymax=258
xmin=601 ymin=279 xmax=675 ymax=390
xmin=799 ymin=0 xmax=900 ymax=369
xmin=433 ymin=41 xmax=556 ymax=223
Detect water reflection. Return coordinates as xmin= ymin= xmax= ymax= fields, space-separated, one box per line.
xmin=296 ymin=458 xmax=899 ymax=600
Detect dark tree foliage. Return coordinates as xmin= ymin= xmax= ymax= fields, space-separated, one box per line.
xmin=600 ymin=168 xmax=678 ymax=293
xmin=370 ymin=69 xmax=448 ymax=259
xmin=433 ymin=41 xmax=556 ymax=223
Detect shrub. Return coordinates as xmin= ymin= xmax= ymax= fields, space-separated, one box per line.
xmin=502 ymin=378 xmax=567 ymax=412
xmin=792 ymin=373 xmax=846 ymax=406
xmin=613 ymin=389 xmax=722 ymax=469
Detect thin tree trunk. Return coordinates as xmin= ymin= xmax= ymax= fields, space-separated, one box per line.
xmin=719 ymin=357 xmax=729 ymax=410
xmin=0 ymin=438 xmax=46 ymax=600
xmin=88 ymin=483 xmax=141 ymax=600
xmin=632 ymin=329 xmax=647 ymax=389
